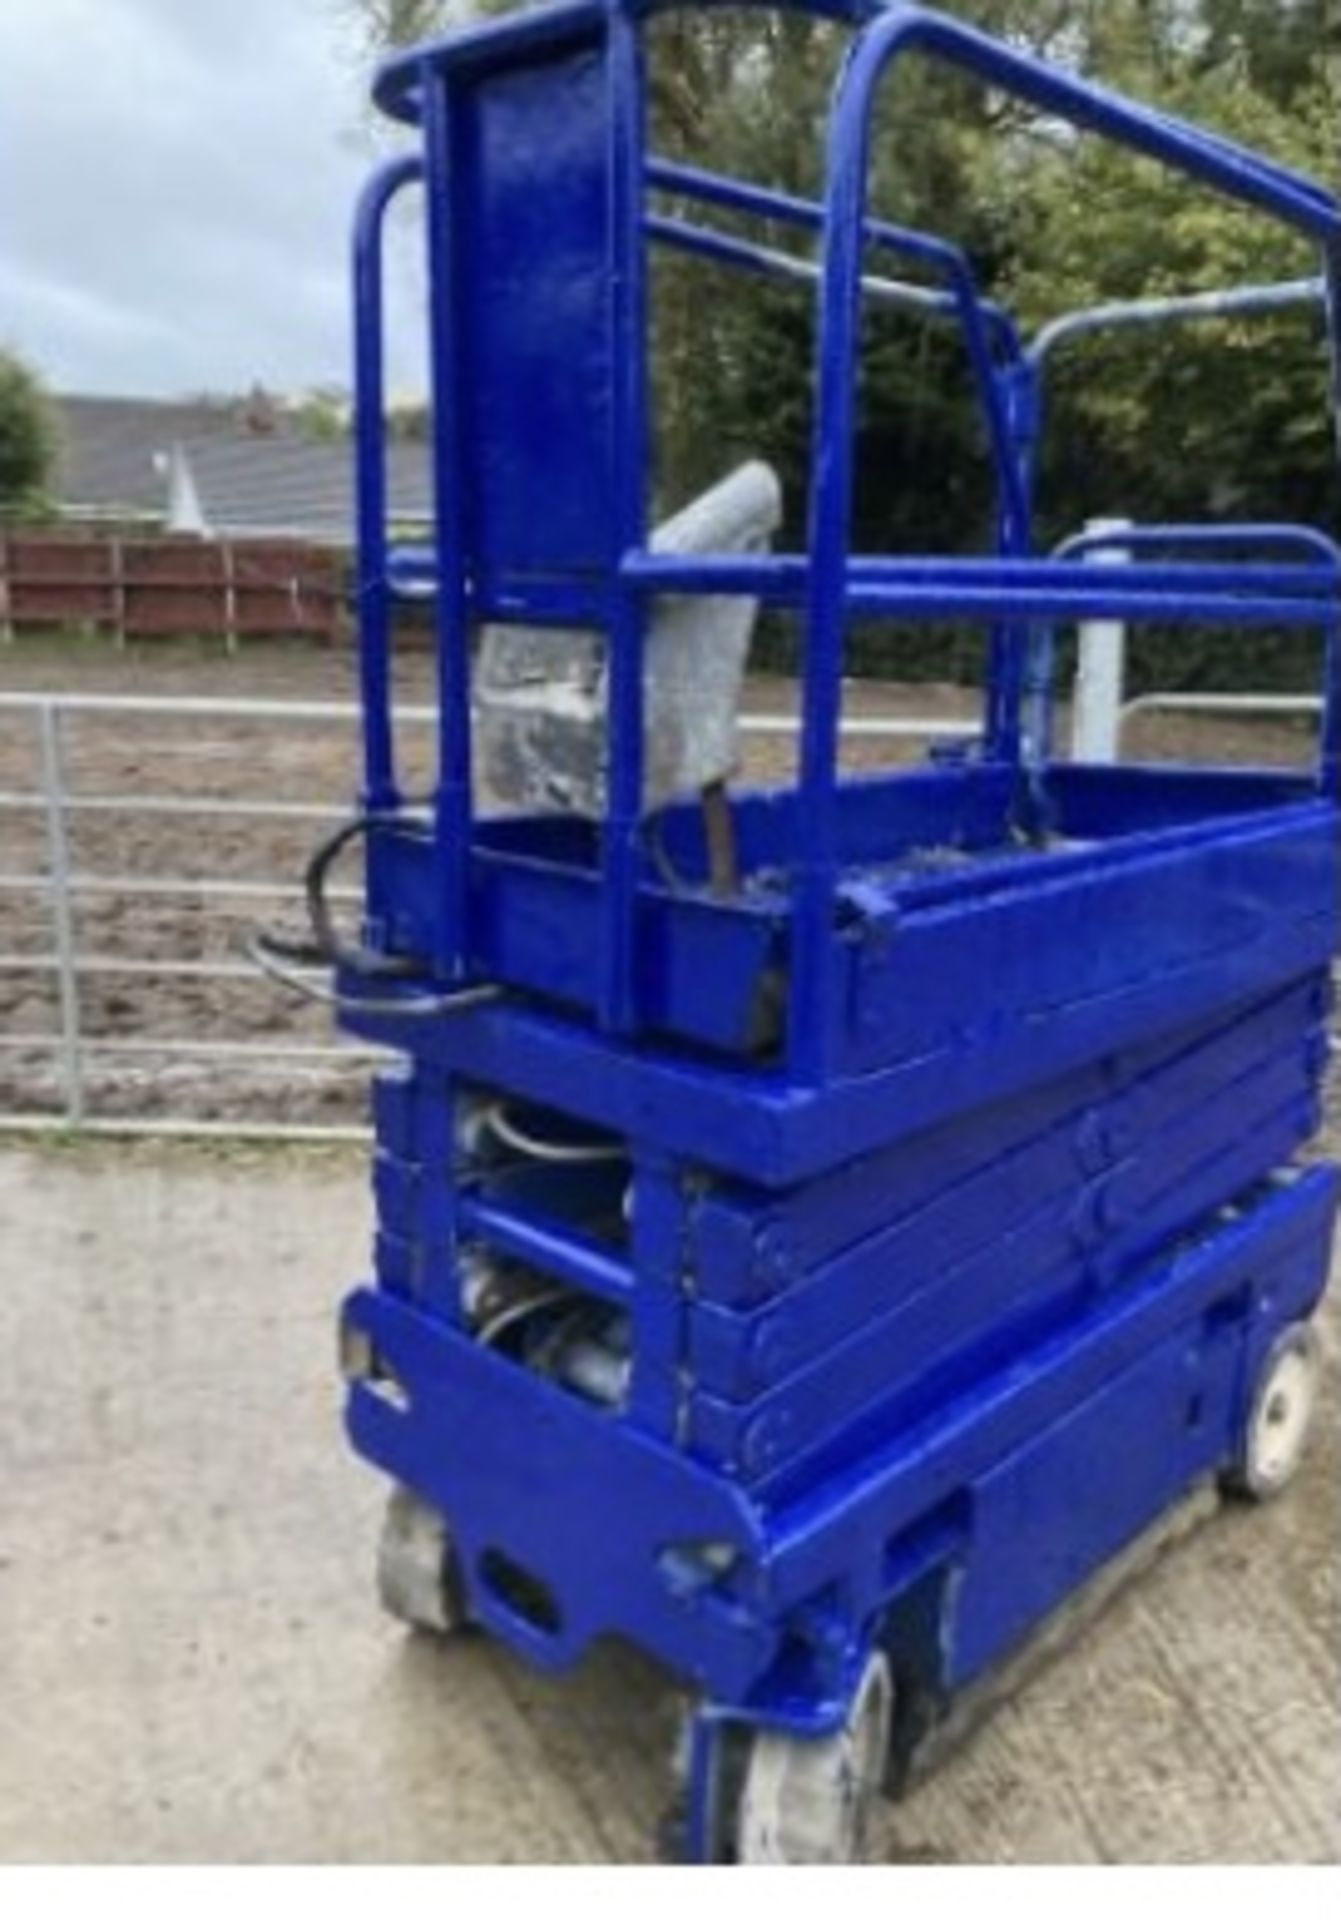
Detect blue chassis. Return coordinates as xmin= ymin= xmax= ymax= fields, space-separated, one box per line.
xmin=331 ymin=0 xmax=1341 ymax=1861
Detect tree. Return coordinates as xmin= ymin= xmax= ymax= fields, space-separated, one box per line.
xmin=0 ymin=349 xmax=57 ymax=520
xmin=340 ymin=0 xmax=1340 ymax=688
xmin=994 ymin=5 xmax=1339 ymax=538
xmin=341 ymin=0 xmax=457 ymax=60
xmin=1195 ymin=0 xmax=1338 ymax=108
xmin=990 ymin=4 xmax=1340 ymax=694
xmin=295 ymin=386 xmax=353 ymax=440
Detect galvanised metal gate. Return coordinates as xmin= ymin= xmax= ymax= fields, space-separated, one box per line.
xmin=0 ymin=692 xmax=411 ymax=1139
xmin=0 ymin=691 xmax=973 ymax=1139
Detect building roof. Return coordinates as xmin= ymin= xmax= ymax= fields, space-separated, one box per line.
xmin=52 ymin=393 xmax=433 ymax=544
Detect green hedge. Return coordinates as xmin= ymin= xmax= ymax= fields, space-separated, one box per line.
xmin=751 ymin=615 xmax=1325 ymax=698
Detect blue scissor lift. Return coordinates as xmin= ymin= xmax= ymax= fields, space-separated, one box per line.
xmin=271 ymin=0 xmax=1341 ymax=1864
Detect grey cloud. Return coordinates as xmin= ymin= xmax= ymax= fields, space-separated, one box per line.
xmin=0 ymin=0 xmax=412 ymax=397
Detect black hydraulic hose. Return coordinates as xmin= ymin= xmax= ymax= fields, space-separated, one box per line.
xmin=305 ymin=813 xmax=421 ymax=979
xmin=249 ymin=812 xmax=501 ymax=1018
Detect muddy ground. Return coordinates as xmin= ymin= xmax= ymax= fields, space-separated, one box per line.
xmin=0 ymin=633 xmax=1324 ymax=1126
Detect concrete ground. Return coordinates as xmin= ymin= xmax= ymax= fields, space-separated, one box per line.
xmin=1 ymin=1141 xmax=1337 ymax=1865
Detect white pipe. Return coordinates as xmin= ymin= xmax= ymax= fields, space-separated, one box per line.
xmin=1072 ymin=519 xmax=1132 ymax=764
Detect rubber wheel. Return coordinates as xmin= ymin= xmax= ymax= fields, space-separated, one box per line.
xmin=1225 ymin=1322 xmax=1320 ymax=1502
xmin=735 ymin=1652 xmax=894 ymax=1865
xmin=376 ymin=1485 xmax=470 ymax=1634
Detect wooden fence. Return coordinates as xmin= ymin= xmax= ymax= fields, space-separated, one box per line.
xmin=0 ymin=531 xmax=346 ymax=648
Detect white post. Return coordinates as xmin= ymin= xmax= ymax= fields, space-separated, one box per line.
xmin=1071 ymin=516 xmax=1132 ymax=764
xmin=165 ymin=442 xmax=207 ymax=537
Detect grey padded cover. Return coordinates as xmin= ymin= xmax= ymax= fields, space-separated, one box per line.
xmin=476 ymin=460 xmax=783 ymax=815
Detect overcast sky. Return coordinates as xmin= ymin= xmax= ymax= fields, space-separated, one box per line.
xmin=0 ymin=0 xmax=422 ymax=400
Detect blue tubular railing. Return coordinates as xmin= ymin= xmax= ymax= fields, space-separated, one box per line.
xmin=645 ymin=159 xmax=1029 ymax=570
xmin=600 ymin=2 xmax=652 ymax=1034
xmin=645 ymin=158 xmax=1034 ymax=763
xmin=646 ymin=159 xmax=1023 ymax=364
xmin=1017 ymin=275 xmax=1330 ymax=562
xmin=352 ymin=153 xmax=423 ymax=814
xmin=1016 ymin=283 xmax=1334 ymax=782
xmin=423 ymin=72 xmax=476 ymax=987
xmin=621 ymin=554 xmax=1337 ymax=642
xmin=1015 ymin=276 xmax=1331 ymax=572
xmin=1054 ymin=524 xmax=1341 ymax=571
xmin=832 ymin=11 xmax=1341 ymax=243
xmin=789 ymin=1 xmax=1341 ymax=1082
xmin=646 ymin=157 xmax=1017 ymax=347
xmin=1051 ymin=523 xmax=1341 ymax=795
xmin=645 ymin=146 xmax=1035 ymax=897
xmin=355 ymin=0 xmax=1341 ymax=1080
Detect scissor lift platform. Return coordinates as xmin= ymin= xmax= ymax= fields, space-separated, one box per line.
xmin=365 ymin=758 xmax=1339 ymax=1088
xmin=270 ymin=0 xmax=1341 ymax=1865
